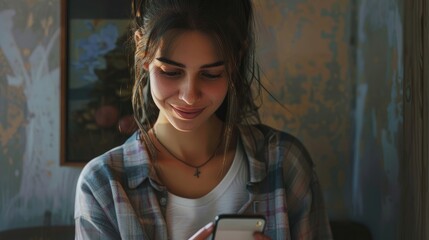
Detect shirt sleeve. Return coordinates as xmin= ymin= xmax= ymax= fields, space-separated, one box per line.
xmin=281 ymin=135 xmax=333 ymax=240
xmin=75 ymin=215 xmax=119 ymax=240
xmin=74 ymin=169 xmax=120 ymax=240
xmin=289 ymin=171 xmax=333 ymax=239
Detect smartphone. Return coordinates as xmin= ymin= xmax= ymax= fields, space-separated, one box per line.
xmin=211 ymin=214 xmax=266 ymax=240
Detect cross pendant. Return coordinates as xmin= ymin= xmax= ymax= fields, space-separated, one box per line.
xmin=194 ymin=168 xmax=201 ymax=178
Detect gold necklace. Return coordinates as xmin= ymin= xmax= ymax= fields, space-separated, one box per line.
xmin=152 ymin=129 xmax=222 ymax=178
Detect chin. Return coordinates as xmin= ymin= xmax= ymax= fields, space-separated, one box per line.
xmin=170 ymin=122 xmax=201 ymax=132
xmin=169 ymin=114 xmax=217 ymax=133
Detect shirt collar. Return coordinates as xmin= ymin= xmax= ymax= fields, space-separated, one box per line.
xmin=237 ymin=125 xmax=267 ymax=183
xmin=124 ymin=125 xmax=268 ymax=189
xmin=123 ymin=133 xmax=157 ymax=189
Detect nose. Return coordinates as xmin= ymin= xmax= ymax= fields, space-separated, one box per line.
xmin=179 ymin=75 xmax=200 ymax=105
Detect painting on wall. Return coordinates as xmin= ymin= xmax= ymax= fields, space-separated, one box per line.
xmin=60 ymin=0 xmax=136 ymax=165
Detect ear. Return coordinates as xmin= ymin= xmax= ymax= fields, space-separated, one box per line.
xmin=134 ymin=30 xmax=143 ymax=44
xmin=143 ymin=62 xmax=149 ymax=71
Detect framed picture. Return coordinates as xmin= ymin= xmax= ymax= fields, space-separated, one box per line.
xmin=60 ymin=0 xmax=136 ymax=166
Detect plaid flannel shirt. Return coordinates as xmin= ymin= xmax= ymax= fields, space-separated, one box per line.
xmin=75 ymin=124 xmax=332 ymax=239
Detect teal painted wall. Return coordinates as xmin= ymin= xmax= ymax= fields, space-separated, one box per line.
xmin=0 ymin=0 xmax=403 ymax=239
xmin=351 ymin=0 xmax=403 ymax=239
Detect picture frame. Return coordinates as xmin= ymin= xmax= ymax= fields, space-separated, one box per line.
xmin=60 ymin=0 xmax=136 ymax=166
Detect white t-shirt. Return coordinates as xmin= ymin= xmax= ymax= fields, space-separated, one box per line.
xmin=165 ymin=140 xmax=248 ymax=240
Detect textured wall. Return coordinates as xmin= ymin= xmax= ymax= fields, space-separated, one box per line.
xmin=255 ymin=0 xmax=403 ymax=239
xmin=255 ymin=0 xmax=352 ymax=217
xmin=0 ymin=0 xmax=81 ymax=230
xmin=0 ymin=0 xmax=403 ymax=239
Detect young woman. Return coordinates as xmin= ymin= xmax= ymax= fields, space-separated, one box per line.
xmin=75 ymin=0 xmax=333 ymax=239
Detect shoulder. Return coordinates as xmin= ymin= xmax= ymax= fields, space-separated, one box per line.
xmin=263 ymin=124 xmax=313 ymax=171
xmin=76 ymin=146 xmax=125 ymax=195
xmin=244 ymin=124 xmax=313 ymax=167
xmin=77 ymin=133 xmax=141 ymax=191
xmin=245 ymin=124 xmax=314 ymax=190
xmin=74 ymin=133 xmax=150 ymax=220
xmin=74 ymin=144 xmax=127 ymax=221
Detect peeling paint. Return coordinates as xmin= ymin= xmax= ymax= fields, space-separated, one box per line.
xmin=255 ymin=0 xmax=352 ymax=216
xmin=0 ymin=8 xmax=81 ymax=229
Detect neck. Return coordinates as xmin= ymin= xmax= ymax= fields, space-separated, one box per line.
xmin=152 ymin=117 xmax=224 ymax=166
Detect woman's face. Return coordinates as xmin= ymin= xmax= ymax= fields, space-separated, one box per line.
xmin=146 ymin=31 xmax=228 ymax=132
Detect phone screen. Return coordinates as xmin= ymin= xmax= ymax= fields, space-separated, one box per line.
xmin=212 ymin=214 xmax=266 ymax=240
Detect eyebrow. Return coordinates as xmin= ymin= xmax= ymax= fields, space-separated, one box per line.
xmin=156 ymin=57 xmax=224 ymax=69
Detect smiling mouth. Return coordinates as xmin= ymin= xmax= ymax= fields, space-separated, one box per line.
xmin=171 ymin=106 xmax=205 ymax=120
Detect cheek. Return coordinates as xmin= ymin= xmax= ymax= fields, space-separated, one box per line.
xmin=149 ymin=72 xmax=177 ymax=100
xmin=211 ymin=80 xmax=228 ymax=102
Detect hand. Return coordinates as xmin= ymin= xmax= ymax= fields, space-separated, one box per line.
xmin=253 ymin=232 xmax=271 ymax=240
xmin=188 ymin=222 xmax=214 ymax=240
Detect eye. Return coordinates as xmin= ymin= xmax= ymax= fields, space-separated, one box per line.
xmin=201 ymin=72 xmax=223 ymax=79
xmin=159 ymin=69 xmax=182 ymax=78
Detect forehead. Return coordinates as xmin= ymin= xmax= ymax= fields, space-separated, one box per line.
xmin=157 ymin=30 xmax=222 ymax=64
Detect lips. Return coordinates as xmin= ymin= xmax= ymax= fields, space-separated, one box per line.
xmin=171 ymin=105 xmax=205 ymax=120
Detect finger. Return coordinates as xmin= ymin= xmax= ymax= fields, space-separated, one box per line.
xmin=253 ymin=232 xmax=271 ymax=240
xmin=188 ymin=222 xmax=215 ymax=240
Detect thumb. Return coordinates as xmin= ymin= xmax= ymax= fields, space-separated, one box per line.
xmin=188 ymin=222 xmax=215 ymax=240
